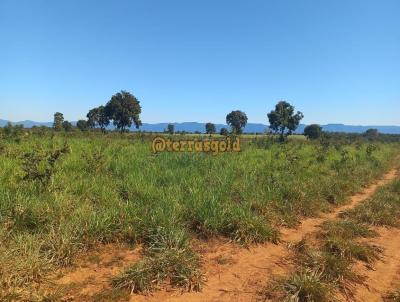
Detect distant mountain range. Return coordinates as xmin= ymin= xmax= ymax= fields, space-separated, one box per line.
xmin=1 ymin=119 xmax=400 ymax=134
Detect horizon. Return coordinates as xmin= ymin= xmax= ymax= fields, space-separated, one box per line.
xmin=2 ymin=117 xmax=400 ymax=128
xmin=1 ymin=0 xmax=399 ymax=125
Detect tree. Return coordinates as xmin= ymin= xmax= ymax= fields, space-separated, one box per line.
xmin=105 ymin=91 xmax=142 ymax=132
xmin=226 ymin=110 xmax=248 ymax=134
xmin=205 ymin=122 xmax=216 ymax=135
xmin=220 ymin=127 xmax=229 ymax=136
xmin=77 ymin=120 xmax=88 ymax=131
xmin=365 ymin=128 xmax=379 ymax=139
xmin=3 ymin=122 xmax=13 ymax=137
xmin=62 ymin=120 xmax=73 ymax=132
xmin=87 ymin=107 xmax=99 ymax=128
xmin=87 ymin=106 xmax=109 ymax=133
xmin=304 ymin=124 xmax=322 ymax=140
xmin=267 ymin=101 xmax=303 ymax=141
xmin=167 ymin=123 xmax=174 ymax=134
xmin=53 ymin=112 xmax=64 ymax=131
xmin=97 ymin=106 xmax=110 ymax=133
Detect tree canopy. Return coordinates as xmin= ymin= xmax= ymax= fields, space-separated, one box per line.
xmin=87 ymin=106 xmax=109 ymax=133
xmin=167 ymin=123 xmax=175 ymax=134
xmin=267 ymin=101 xmax=303 ymax=140
xmin=304 ymin=124 xmax=322 ymax=140
xmin=62 ymin=120 xmax=72 ymax=132
xmin=226 ymin=110 xmax=248 ymax=134
xmin=365 ymin=128 xmax=379 ymax=138
xmin=220 ymin=127 xmax=229 ymax=136
xmin=77 ymin=120 xmax=88 ymax=131
xmin=53 ymin=112 xmax=64 ymax=131
xmin=105 ymin=91 xmax=142 ymax=132
xmin=205 ymin=122 xmax=216 ymax=135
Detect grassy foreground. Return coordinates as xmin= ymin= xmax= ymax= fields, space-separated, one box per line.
xmin=265 ymin=173 xmax=400 ymax=302
xmin=0 ymin=132 xmax=398 ymax=299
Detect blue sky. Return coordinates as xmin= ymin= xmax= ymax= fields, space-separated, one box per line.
xmin=1 ymin=0 xmax=399 ymax=125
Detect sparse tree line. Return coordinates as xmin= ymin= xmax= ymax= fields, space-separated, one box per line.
xmin=159 ymin=99 xmax=317 ymax=141
xmin=52 ymin=91 xmax=142 ymax=133
xmin=49 ymin=90 xmax=308 ymax=140
xmin=0 ymin=90 xmax=391 ymax=142
xmin=48 ymin=90 xmax=386 ymax=141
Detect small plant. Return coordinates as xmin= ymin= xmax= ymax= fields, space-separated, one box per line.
xmin=320 ymin=220 xmax=377 ymax=240
xmin=112 ymin=227 xmax=204 ymax=293
xmin=293 ymin=241 xmax=363 ymax=287
xmin=366 ymin=143 xmax=378 ymax=157
xmin=19 ymin=143 xmax=70 ymax=187
xmin=265 ymin=269 xmax=333 ymax=302
xmin=82 ymin=145 xmax=108 ymax=174
xmin=322 ymin=236 xmax=381 ymax=263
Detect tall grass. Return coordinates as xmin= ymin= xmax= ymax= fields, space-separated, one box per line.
xmin=0 ymin=132 xmax=398 ymax=298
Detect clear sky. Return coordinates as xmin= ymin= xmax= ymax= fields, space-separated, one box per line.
xmin=1 ymin=0 xmax=399 ymax=125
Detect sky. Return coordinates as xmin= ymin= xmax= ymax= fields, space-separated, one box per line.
xmin=0 ymin=0 xmax=399 ymax=125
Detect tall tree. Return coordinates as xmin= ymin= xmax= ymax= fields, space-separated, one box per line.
xmin=87 ymin=107 xmax=100 ymax=128
xmin=87 ymin=106 xmax=109 ymax=133
xmin=205 ymin=122 xmax=216 ymax=135
xmin=62 ymin=120 xmax=73 ymax=132
xmin=105 ymin=91 xmax=142 ymax=132
xmin=167 ymin=123 xmax=174 ymax=134
xmin=267 ymin=101 xmax=303 ymax=141
xmin=53 ymin=112 xmax=64 ymax=131
xmin=77 ymin=120 xmax=88 ymax=131
xmin=226 ymin=110 xmax=247 ymax=134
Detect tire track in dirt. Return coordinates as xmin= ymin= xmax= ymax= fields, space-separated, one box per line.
xmin=51 ymin=168 xmax=398 ymax=301
xmin=281 ymin=168 xmax=398 ymax=242
xmin=49 ymin=244 xmax=142 ymax=299
xmin=345 ymin=227 xmax=400 ymax=302
xmin=128 ymin=168 xmax=399 ymax=302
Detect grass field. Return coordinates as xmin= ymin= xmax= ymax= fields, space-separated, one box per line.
xmin=265 ymin=173 xmax=400 ymax=302
xmin=0 ymin=131 xmax=399 ymax=300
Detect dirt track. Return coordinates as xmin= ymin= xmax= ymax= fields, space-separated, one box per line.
xmin=347 ymin=227 xmax=400 ymax=302
xmin=129 ymin=168 xmax=398 ymax=302
xmin=54 ymin=168 xmax=399 ymax=302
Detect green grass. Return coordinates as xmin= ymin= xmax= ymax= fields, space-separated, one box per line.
xmin=264 ymin=269 xmax=333 ymax=302
xmin=266 ymin=222 xmax=378 ymax=301
xmin=112 ymin=227 xmax=203 ymax=293
xmin=0 ymin=131 xmax=398 ymax=298
xmin=266 ymin=174 xmax=400 ymax=302
xmin=341 ymin=179 xmax=400 ymax=227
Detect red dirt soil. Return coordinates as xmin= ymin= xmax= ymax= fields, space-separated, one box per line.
xmin=53 ymin=168 xmax=399 ymax=302
xmin=343 ymin=227 xmax=400 ymax=302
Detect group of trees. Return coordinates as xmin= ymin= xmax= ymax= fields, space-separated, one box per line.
xmin=86 ymin=91 xmax=142 ymax=132
xmin=52 ymin=91 xmax=310 ymax=140
xmin=200 ymin=101 xmax=305 ymax=140
xmin=51 ymin=90 xmax=383 ymax=142
xmin=53 ymin=91 xmax=142 ymax=133
xmin=205 ymin=101 xmax=305 ymax=140
xmin=53 ymin=112 xmax=89 ymax=132
xmin=51 ymin=90 xmax=318 ymax=140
